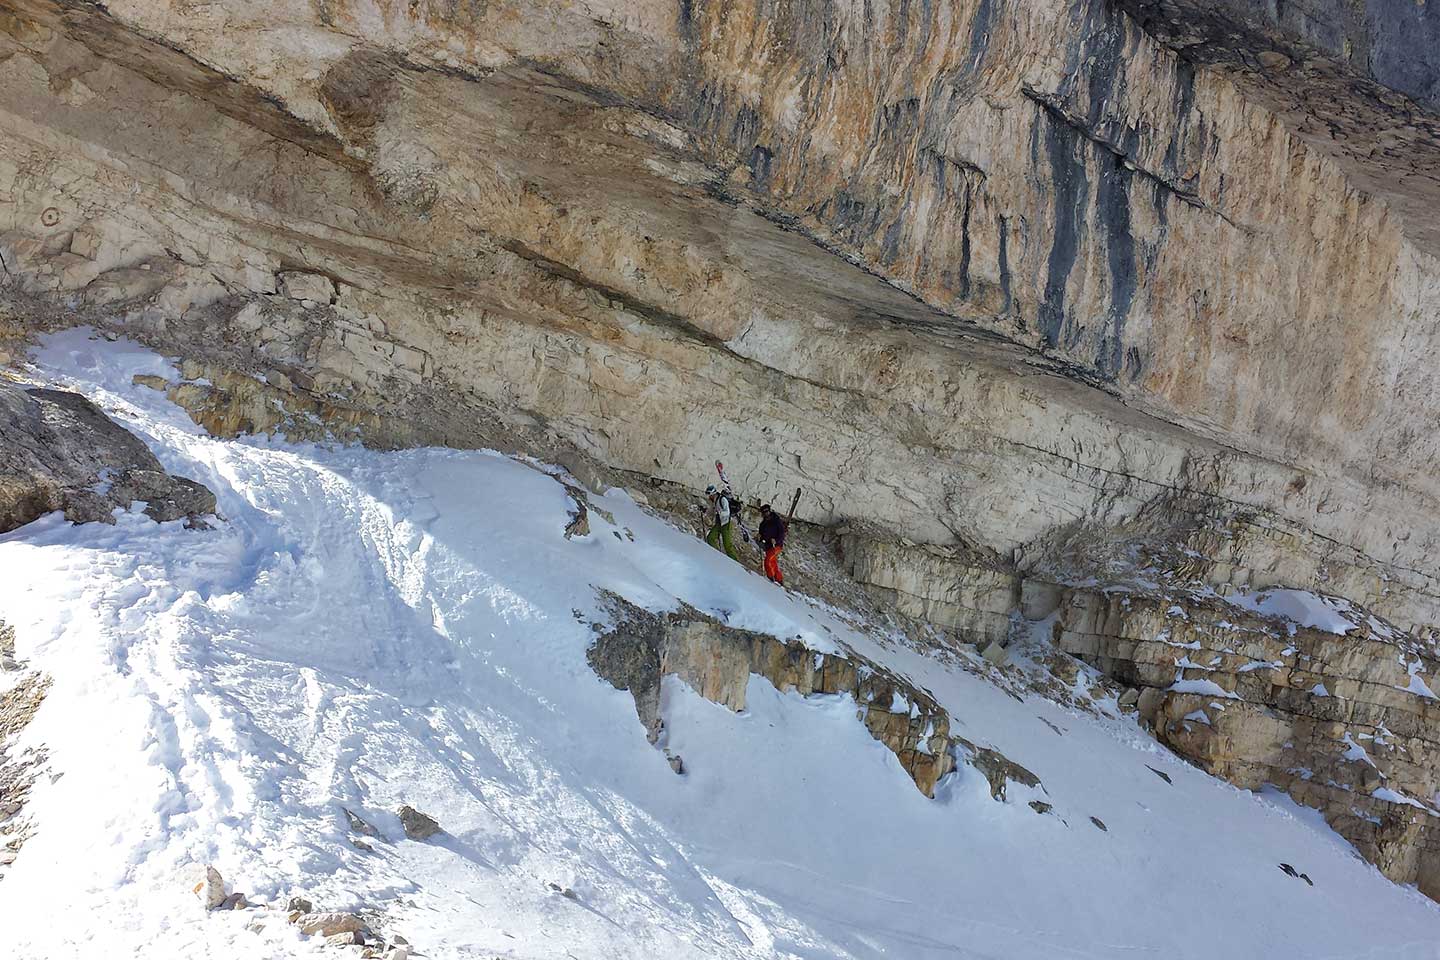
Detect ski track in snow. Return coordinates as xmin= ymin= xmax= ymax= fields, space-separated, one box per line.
xmin=0 ymin=329 xmax=1438 ymax=959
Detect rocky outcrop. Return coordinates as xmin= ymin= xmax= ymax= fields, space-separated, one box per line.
xmin=0 ymin=622 xmax=48 ymax=875
xmin=395 ymin=806 xmax=441 ymax=841
xmin=588 ymin=594 xmax=1043 ymax=800
xmin=0 ymin=383 xmax=216 ymax=532
xmin=1051 ymin=586 xmax=1440 ymax=897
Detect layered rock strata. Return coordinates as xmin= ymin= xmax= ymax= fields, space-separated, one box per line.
xmin=1052 ymin=587 xmax=1440 ymax=897
xmin=587 ymin=595 xmax=1045 ymax=801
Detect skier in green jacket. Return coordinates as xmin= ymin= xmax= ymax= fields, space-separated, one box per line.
xmin=704 ymin=484 xmax=740 ymax=561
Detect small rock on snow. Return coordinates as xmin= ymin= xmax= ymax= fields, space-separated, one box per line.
xmin=397 ymin=804 xmax=442 ymax=840
xmin=345 ymin=808 xmax=380 ymax=838
xmin=1278 ymin=863 xmax=1313 ymax=884
xmin=185 ymin=864 xmax=227 ymax=910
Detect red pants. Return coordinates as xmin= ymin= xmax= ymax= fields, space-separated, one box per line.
xmin=763 ymin=545 xmax=784 ymax=584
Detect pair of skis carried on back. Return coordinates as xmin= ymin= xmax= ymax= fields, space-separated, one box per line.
xmin=714 ymin=460 xmax=801 ymax=545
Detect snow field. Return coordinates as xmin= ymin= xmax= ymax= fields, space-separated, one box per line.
xmin=0 ymin=329 xmax=1437 ymax=959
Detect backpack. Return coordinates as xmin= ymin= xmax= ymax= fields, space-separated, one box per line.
xmin=725 ymin=492 xmax=743 ymax=519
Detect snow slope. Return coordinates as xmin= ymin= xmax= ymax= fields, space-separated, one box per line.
xmin=1 ymin=329 xmax=1437 ymax=959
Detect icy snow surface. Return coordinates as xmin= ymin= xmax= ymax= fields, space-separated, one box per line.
xmin=2 ymin=330 xmax=1439 ymax=958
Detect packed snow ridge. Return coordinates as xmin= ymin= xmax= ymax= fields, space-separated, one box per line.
xmin=1 ymin=330 xmax=1439 ymax=959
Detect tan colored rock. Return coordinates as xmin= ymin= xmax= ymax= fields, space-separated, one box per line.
xmin=297 ymin=912 xmax=368 ymax=938
xmin=184 ymin=864 xmax=227 ymax=910
xmin=278 ymin=271 xmax=335 ymax=304
xmin=81 ymin=266 xmax=171 ymax=306
xmin=69 ymin=227 xmax=102 ymax=260
xmin=1020 ymin=581 xmax=1065 ymax=622
xmin=4 ymin=0 xmax=1440 ymax=651
xmin=589 ymin=595 xmax=1015 ymax=799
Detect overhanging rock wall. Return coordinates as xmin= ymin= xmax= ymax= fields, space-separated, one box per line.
xmin=4 ymin=0 xmax=1440 ymax=640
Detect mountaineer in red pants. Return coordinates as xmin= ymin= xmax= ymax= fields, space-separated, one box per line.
xmin=757 ymin=503 xmax=786 ymax=584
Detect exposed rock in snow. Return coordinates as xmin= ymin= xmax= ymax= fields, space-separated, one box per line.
xmin=185 ymin=865 xmax=227 ymax=910
xmin=590 ymin=595 xmax=979 ymax=798
xmin=344 ymin=809 xmax=379 ymax=839
xmin=1277 ymin=862 xmax=1314 ymax=886
xmin=0 ymin=622 xmax=18 ymax=673
xmin=0 ymin=655 xmax=48 ymax=874
xmin=1055 ymin=586 xmax=1440 ymax=895
xmin=296 ymin=912 xmax=369 ymax=938
xmin=956 ymin=738 xmax=1044 ymax=803
xmin=0 ymin=384 xmax=215 ymax=532
xmin=980 ymin=641 xmax=1009 ymax=666
xmin=562 ymin=495 xmax=590 ymax=540
xmin=6 ymin=332 xmax=1440 ymax=957
xmin=396 ymin=806 xmax=441 ymax=841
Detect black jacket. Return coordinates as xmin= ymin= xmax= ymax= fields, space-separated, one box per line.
xmin=758 ymin=511 xmax=786 ymax=550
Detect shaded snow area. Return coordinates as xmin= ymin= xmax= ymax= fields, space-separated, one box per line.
xmin=3 ymin=330 xmax=1440 ymax=959
xmin=1221 ymin=588 xmax=1361 ymax=636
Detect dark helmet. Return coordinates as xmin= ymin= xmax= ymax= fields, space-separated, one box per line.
xmin=760 ymin=503 xmax=772 ymax=513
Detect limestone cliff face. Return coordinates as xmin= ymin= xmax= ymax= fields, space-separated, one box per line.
xmin=4 ymin=0 xmax=1440 ymax=899
xmin=5 ymin=0 xmax=1440 ymax=631
xmin=62 ymin=0 xmax=1440 ymax=495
